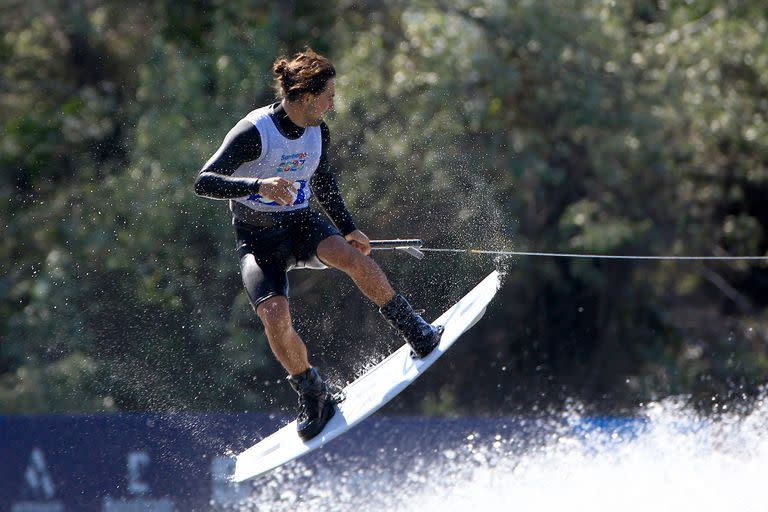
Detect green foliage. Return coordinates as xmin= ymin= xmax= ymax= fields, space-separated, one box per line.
xmin=1 ymin=0 xmax=766 ymax=416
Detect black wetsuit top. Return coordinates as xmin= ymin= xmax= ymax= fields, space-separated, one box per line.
xmin=194 ymin=103 xmax=357 ymax=235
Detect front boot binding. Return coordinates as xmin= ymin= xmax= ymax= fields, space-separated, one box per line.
xmin=287 ymin=367 xmax=336 ymax=441
xmin=379 ymin=294 xmax=443 ymax=358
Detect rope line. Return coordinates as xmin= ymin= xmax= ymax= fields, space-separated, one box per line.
xmin=419 ymin=248 xmax=768 ymax=261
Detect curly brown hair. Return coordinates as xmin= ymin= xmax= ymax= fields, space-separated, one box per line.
xmin=272 ymin=48 xmax=336 ymax=102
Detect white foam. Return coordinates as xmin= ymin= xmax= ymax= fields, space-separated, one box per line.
xmin=231 ymin=395 xmax=768 ymax=512
xmin=406 ymin=397 xmax=768 ymax=512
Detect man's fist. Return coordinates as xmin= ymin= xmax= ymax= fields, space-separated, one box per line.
xmin=258 ymin=177 xmax=297 ymax=206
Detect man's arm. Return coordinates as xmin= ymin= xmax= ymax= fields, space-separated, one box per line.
xmin=310 ymin=123 xmax=358 ymax=236
xmin=194 ymin=119 xmax=263 ymax=199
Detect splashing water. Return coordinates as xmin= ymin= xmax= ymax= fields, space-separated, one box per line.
xmin=230 ymin=395 xmax=768 ymax=512
xmin=410 ymin=399 xmax=768 ymax=512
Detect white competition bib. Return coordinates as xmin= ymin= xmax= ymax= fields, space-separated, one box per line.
xmin=231 ymin=105 xmax=322 ymax=213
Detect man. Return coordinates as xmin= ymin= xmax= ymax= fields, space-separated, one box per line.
xmin=194 ymin=48 xmax=442 ymax=441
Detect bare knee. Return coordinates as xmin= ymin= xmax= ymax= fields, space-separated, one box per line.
xmin=339 ymin=250 xmax=364 ymax=275
xmin=256 ymin=296 xmax=292 ymax=333
xmin=335 ymin=246 xmax=373 ymax=276
xmin=318 ymin=236 xmax=363 ymax=272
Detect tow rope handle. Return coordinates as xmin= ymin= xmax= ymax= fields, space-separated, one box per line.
xmin=369 ymin=239 xmax=424 ymax=259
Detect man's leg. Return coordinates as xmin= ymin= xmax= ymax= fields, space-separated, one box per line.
xmin=240 ymin=253 xmax=334 ymax=440
xmin=316 ymin=235 xmax=442 ymax=357
xmin=255 ymin=296 xmax=310 ymax=376
xmin=316 ymin=235 xmax=396 ymax=307
xmin=239 ymin=253 xmax=309 ymax=375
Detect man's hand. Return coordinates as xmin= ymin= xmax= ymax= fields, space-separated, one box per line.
xmin=257 ymin=177 xmax=297 ymax=206
xmin=345 ymin=229 xmax=371 ymax=255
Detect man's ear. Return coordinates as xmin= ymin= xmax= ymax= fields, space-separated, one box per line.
xmin=301 ymin=92 xmax=317 ymax=105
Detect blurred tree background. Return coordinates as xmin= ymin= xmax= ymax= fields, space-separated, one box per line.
xmin=1 ymin=0 xmax=766 ymax=416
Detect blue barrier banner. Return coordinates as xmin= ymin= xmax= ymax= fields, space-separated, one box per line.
xmin=1 ymin=413 xmax=282 ymax=511
xmin=0 ymin=413 xmax=641 ymax=511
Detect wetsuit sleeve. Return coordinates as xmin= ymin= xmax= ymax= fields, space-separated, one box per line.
xmin=194 ymin=119 xmax=263 ymax=199
xmin=311 ymin=123 xmax=358 ymax=236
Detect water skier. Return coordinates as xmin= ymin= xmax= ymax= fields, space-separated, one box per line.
xmin=194 ymin=48 xmax=442 ymax=441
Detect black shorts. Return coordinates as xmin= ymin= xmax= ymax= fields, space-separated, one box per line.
xmin=234 ymin=208 xmax=341 ymax=309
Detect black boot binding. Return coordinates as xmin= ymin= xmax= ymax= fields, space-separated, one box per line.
xmin=379 ymin=294 xmax=443 ymax=358
xmin=288 ymin=367 xmax=336 ymax=441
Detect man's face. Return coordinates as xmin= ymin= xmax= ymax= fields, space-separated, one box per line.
xmin=302 ymin=79 xmax=335 ymax=126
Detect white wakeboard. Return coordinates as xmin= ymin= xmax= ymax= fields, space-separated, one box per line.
xmin=232 ymin=270 xmax=501 ymax=482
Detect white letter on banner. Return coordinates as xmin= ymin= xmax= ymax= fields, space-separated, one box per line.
xmin=23 ymin=448 xmax=56 ymax=500
xmin=210 ymin=456 xmax=250 ymax=505
xmin=126 ymin=451 xmax=151 ymax=495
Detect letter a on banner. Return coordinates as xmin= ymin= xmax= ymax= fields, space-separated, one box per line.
xmin=23 ymin=448 xmax=56 ymax=500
